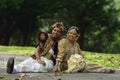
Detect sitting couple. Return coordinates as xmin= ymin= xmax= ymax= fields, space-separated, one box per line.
xmin=7 ymin=22 xmax=115 ymax=74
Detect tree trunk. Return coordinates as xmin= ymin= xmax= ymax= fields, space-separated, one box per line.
xmin=21 ymin=32 xmax=32 ymax=46
xmin=0 ymin=31 xmax=11 ymax=45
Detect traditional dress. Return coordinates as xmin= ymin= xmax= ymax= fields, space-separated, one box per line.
xmin=56 ymin=39 xmax=115 ymax=73
xmin=13 ymin=34 xmax=59 ymax=73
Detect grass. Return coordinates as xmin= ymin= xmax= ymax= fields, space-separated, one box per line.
xmin=0 ymin=77 xmax=10 ymax=80
xmin=0 ymin=45 xmax=34 ymax=55
xmin=0 ymin=45 xmax=120 ymax=69
xmin=84 ymin=51 xmax=120 ymax=68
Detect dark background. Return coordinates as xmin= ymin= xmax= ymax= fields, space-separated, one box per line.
xmin=0 ymin=0 xmax=120 ymax=53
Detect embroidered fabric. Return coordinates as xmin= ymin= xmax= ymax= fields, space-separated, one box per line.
xmin=65 ymin=54 xmax=85 ymax=73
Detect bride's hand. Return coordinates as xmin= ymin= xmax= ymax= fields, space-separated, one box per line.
xmin=51 ymin=66 xmax=58 ymax=72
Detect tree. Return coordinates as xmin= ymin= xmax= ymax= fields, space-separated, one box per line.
xmin=53 ymin=0 xmax=119 ymax=53
xmin=0 ymin=0 xmax=23 ymax=45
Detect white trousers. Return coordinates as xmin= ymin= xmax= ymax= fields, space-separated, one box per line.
xmin=14 ymin=56 xmax=54 ymax=72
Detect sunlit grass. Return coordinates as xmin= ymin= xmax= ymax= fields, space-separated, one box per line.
xmin=0 ymin=45 xmax=34 ymax=55
xmin=0 ymin=77 xmax=10 ymax=80
xmin=0 ymin=45 xmax=120 ymax=68
xmin=84 ymin=51 xmax=120 ymax=68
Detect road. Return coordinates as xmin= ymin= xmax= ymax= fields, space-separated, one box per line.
xmin=0 ymin=52 xmax=120 ymax=80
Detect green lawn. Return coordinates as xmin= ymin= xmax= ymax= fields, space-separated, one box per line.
xmin=84 ymin=51 xmax=120 ymax=68
xmin=0 ymin=45 xmax=34 ymax=55
xmin=0 ymin=45 xmax=120 ymax=68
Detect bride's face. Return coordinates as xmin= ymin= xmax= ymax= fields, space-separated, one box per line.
xmin=67 ymin=29 xmax=78 ymax=42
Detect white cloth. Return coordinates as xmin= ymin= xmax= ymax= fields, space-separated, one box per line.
xmin=14 ymin=49 xmax=54 ymax=72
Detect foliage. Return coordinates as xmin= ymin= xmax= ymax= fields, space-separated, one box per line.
xmin=46 ymin=0 xmax=120 ymax=53
xmin=83 ymin=0 xmax=120 ymax=53
xmin=0 ymin=0 xmax=120 ymax=53
xmin=0 ymin=0 xmax=23 ymax=45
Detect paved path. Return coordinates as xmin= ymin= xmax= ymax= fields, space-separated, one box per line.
xmin=0 ymin=52 xmax=120 ymax=80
